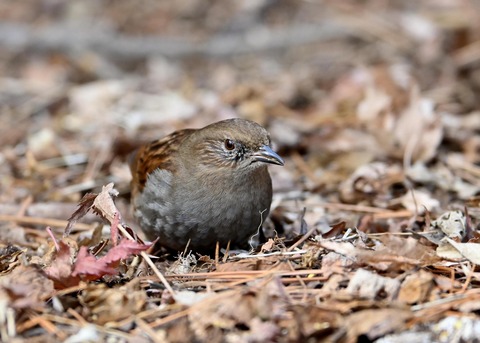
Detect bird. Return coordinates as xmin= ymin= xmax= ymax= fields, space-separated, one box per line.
xmin=129 ymin=118 xmax=284 ymax=253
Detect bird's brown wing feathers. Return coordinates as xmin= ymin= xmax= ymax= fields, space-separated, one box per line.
xmin=130 ymin=129 xmax=195 ymax=195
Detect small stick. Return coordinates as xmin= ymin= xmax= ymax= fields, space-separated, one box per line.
xmin=287 ymin=227 xmax=317 ymax=252
xmin=0 ymin=214 xmax=95 ymax=230
xmin=117 ymin=223 xmax=175 ymax=295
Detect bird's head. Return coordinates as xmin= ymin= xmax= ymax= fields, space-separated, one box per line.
xmin=184 ymin=118 xmax=284 ymax=172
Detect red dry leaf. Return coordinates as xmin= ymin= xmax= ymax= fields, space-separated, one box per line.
xmin=72 ymin=246 xmax=117 ymax=281
xmin=322 ymin=221 xmax=347 ymax=238
xmin=64 ymin=193 xmax=97 ymax=236
xmin=45 ymin=238 xmax=151 ymax=289
xmin=100 ymin=238 xmax=152 ymax=267
xmin=43 ymin=240 xmax=80 ymax=289
xmin=73 ymin=239 xmax=151 ymax=279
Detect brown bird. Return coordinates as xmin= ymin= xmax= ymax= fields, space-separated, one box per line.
xmin=129 ymin=118 xmax=284 ymax=252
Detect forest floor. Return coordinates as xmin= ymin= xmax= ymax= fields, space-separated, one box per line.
xmin=1 ymin=1 xmax=480 ymax=342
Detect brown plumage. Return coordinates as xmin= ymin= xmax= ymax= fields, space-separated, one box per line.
xmin=129 ymin=118 xmax=284 ymax=252
xmin=130 ymin=129 xmax=193 ymax=196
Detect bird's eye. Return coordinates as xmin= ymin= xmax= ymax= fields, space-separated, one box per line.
xmin=224 ymin=139 xmax=235 ymax=150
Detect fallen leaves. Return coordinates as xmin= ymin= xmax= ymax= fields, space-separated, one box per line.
xmin=344 ymin=308 xmax=412 ymax=342
xmin=0 ymin=266 xmax=54 ymax=310
xmin=43 ymin=235 xmax=151 ymax=289
xmin=317 ymin=235 xmax=439 ymax=272
xmin=187 ymin=278 xmax=341 ymax=342
xmin=79 ymin=282 xmax=146 ymax=325
xmin=43 ymin=184 xmax=152 ymax=289
xmin=2 ymin=1 xmax=480 ymax=341
xmin=439 ymin=239 xmax=480 ymax=265
xmin=398 ymin=270 xmax=434 ymax=305
xmin=346 ymin=269 xmax=400 ymax=301
xmin=0 ymin=245 xmax=24 ymax=275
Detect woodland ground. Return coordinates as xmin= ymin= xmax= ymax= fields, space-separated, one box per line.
xmin=1 ymin=1 xmax=480 ymax=342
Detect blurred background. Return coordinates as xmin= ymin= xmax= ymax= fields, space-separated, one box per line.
xmin=3 ymin=1 xmax=480 ymax=341
xmin=1 ymin=0 xmax=480 ymax=235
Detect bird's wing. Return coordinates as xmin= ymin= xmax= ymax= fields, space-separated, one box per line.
xmin=129 ymin=129 xmax=195 ymax=195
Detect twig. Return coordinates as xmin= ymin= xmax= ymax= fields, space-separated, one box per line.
xmin=307 ymin=202 xmax=413 ymax=217
xmin=54 ymin=284 xmax=88 ymax=297
xmin=149 ymin=308 xmax=192 ymax=329
xmin=141 ymin=252 xmax=175 ymax=295
xmin=67 ymin=308 xmax=88 ymax=326
xmin=287 ymin=226 xmax=317 ymax=252
xmin=452 ymin=39 xmax=480 ymax=67
xmin=236 ymin=250 xmax=307 ymax=258
xmin=410 ymin=294 xmax=467 ymax=312
xmin=0 ymin=21 xmax=350 ymax=59
xmin=16 ymin=195 xmax=33 ymax=217
xmin=215 ymin=241 xmax=220 ymax=269
xmin=366 ymin=232 xmax=413 ymax=237
xmin=40 ymin=314 xmax=135 ymax=340
xmin=460 ymin=262 xmax=474 ymax=293
xmin=372 ymin=210 xmax=414 ymax=219
xmin=135 ymin=318 xmax=164 ymax=342
xmin=17 ymin=316 xmax=66 ymax=340
xmin=287 ymin=260 xmax=308 ymax=303
xmin=117 ymin=223 xmax=175 ymax=295
xmin=166 ymin=269 xmax=324 ymax=280
xmin=0 ymin=214 xmax=95 ymax=230
xmin=46 ymin=227 xmax=59 ymax=251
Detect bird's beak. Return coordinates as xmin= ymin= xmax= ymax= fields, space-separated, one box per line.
xmin=253 ymin=145 xmax=284 ymax=166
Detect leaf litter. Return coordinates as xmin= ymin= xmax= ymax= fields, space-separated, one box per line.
xmin=2 ymin=1 xmax=480 ymax=342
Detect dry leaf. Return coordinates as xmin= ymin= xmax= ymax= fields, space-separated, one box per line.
xmin=99 ymin=238 xmax=152 ymax=266
xmin=0 ymin=245 xmax=24 ymax=275
xmin=431 ymin=210 xmax=466 ymax=240
xmin=0 ymin=265 xmax=54 ymax=310
xmin=346 ymin=269 xmax=401 ymax=300
xmin=441 ymin=238 xmax=480 ymax=264
xmin=43 ymin=240 xmax=79 ymax=289
xmin=398 ymin=270 xmax=434 ymax=304
xmin=44 ymin=238 xmax=151 ymax=289
xmin=393 ymin=86 xmax=442 ymax=163
xmin=72 ymin=246 xmax=117 ymax=280
xmin=93 ymin=183 xmax=120 ymax=224
xmin=398 ymin=189 xmax=440 ymax=213
xmin=79 ymin=282 xmax=146 ymax=325
xmin=65 ymin=193 xmax=97 ymax=235
xmin=345 ymin=308 xmax=412 ymax=341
